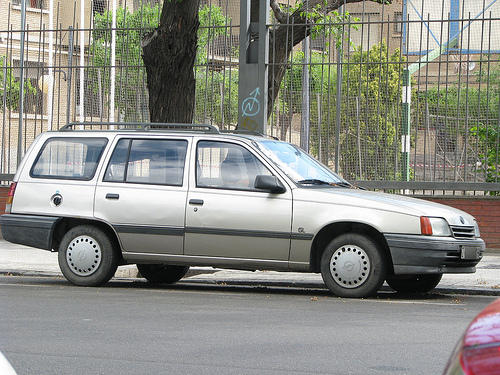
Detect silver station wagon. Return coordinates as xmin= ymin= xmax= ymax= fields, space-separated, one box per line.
xmin=0 ymin=123 xmax=485 ymax=298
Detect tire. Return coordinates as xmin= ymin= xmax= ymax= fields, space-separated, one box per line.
xmin=137 ymin=264 xmax=190 ymax=284
xmin=386 ymin=274 xmax=442 ymax=294
xmin=58 ymin=225 xmax=119 ymax=287
xmin=320 ymin=233 xmax=387 ymax=298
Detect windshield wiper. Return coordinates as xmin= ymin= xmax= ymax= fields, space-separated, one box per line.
xmin=298 ymin=179 xmax=364 ymax=189
xmin=298 ymin=179 xmax=332 ymax=185
xmin=298 ymin=178 xmax=340 ymax=186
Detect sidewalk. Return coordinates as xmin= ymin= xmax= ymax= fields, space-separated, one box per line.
xmin=1 ymin=239 xmax=499 ymax=296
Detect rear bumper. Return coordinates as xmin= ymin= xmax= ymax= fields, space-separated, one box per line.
xmin=0 ymin=214 xmax=59 ymax=251
xmin=385 ymin=234 xmax=485 ymax=275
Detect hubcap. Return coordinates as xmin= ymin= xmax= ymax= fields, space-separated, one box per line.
xmin=330 ymin=245 xmax=370 ymax=288
xmin=66 ymin=235 xmax=102 ymax=276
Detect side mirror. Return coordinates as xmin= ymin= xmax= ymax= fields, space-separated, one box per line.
xmin=254 ymin=175 xmax=286 ymax=194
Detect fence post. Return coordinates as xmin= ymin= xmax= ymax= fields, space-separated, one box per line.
xmin=401 ymin=68 xmax=411 ymax=181
xmin=300 ymin=37 xmax=310 ymax=153
xmin=17 ymin=0 xmax=27 ymax=166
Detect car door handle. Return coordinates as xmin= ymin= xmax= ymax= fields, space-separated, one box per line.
xmin=105 ymin=193 xmax=120 ymax=200
xmin=189 ymin=199 xmax=204 ymax=206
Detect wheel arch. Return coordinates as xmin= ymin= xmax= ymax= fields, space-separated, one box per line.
xmin=52 ymin=218 xmax=122 ymax=258
xmin=309 ymin=222 xmax=393 ymax=273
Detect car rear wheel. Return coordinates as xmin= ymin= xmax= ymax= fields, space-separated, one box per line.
xmin=58 ymin=225 xmax=119 ymax=286
xmin=137 ymin=264 xmax=190 ymax=284
xmin=386 ymin=274 xmax=443 ymax=294
xmin=320 ymin=233 xmax=387 ymax=298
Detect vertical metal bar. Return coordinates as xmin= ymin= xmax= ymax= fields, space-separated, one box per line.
xmin=401 ymin=69 xmax=411 ymax=181
xmin=17 ymin=0 xmax=27 ymax=166
xmin=335 ymin=5 xmax=344 ymax=174
xmin=79 ymin=0 xmax=85 ymax=123
xmin=300 ymin=36 xmax=310 ymax=152
xmin=110 ymin=0 xmax=117 ymax=123
xmin=67 ymin=26 xmax=74 ymax=125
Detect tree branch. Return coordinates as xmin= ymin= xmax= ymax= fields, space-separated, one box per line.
xmin=270 ymin=0 xmax=287 ymax=23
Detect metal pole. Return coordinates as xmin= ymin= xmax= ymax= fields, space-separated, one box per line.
xmin=79 ymin=0 xmax=85 ymax=123
xmin=110 ymin=0 xmax=117 ymax=123
xmin=335 ymin=6 xmax=344 ymax=174
xmin=47 ymin=0 xmax=54 ymax=130
xmin=401 ymin=68 xmax=411 ymax=181
xmin=17 ymin=0 xmax=26 ymax=166
xmin=300 ymin=37 xmax=310 ymax=152
xmin=238 ymin=0 xmax=270 ymax=134
xmin=67 ymin=26 xmax=74 ymax=125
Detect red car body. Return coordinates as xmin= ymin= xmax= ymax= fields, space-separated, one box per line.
xmin=443 ymin=298 xmax=500 ymax=374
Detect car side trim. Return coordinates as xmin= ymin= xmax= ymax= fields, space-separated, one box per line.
xmin=186 ymin=226 xmax=314 ymax=241
xmin=113 ymin=224 xmax=184 ymax=236
xmin=111 ymin=224 xmax=314 ymax=241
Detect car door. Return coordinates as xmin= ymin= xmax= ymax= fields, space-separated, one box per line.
xmin=94 ymin=137 xmax=190 ymax=255
xmin=184 ymin=140 xmax=292 ymax=261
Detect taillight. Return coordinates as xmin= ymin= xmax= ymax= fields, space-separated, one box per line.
xmin=5 ymin=182 xmax=17 ymax=213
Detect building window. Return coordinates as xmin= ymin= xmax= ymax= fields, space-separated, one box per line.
xmin=12 ymin=0 xmax=45 ymax=9
xmin=394 ymin=12 xmax=403 ymax=34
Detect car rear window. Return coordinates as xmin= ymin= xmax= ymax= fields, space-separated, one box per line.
xmin=30 ymin=137 xmax=108 ymax=180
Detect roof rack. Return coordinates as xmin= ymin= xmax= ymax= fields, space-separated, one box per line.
xmin=59 ymin=122 xmax=220 ymax=133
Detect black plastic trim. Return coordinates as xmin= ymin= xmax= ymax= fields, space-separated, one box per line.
xmin=385 ymin=233 xmax=485 ymax=274
xmin=113 ymin=225 xmax=184 ymax=236
xmin=0 ymin=214 xmax=59 ymax=250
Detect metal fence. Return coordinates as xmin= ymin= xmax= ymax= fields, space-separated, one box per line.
xmin=1 ymin=0 xmax=500 ymax=195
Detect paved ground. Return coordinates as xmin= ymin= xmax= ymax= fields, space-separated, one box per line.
xmin=1 ymin=239 xmax=499 ymax=295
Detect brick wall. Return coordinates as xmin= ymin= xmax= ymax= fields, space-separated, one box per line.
xmin=1 ymin=185 xmax=499 ymax=249
xmin=0 ymin=185 xmax=8 ymax=218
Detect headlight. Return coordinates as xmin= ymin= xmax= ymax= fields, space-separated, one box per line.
xmin=474 ymin=220 xmax=481 ymax=237
xmin=420 ymin=217 xmax=452 ymax=236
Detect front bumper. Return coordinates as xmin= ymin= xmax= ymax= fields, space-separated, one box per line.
xmin=385 ymin=234 xmax=485 ymax=275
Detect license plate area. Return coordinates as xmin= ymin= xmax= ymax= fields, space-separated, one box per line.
xmin=460 ymin=246 xmax=482 ymax=260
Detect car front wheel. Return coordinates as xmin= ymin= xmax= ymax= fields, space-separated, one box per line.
xmin=320 ymin=233 xmax=387 ymax=298
xmin=386 ymin=274 xmax=443 ymax=294
xmin=58 ymin=225 xmax=119 ymax=287
xmin=137 ymin=264 xmax=190 ymax=284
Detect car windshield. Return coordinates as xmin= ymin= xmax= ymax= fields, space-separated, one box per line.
xmin=255 ymin=140 xmax=349 ymax=186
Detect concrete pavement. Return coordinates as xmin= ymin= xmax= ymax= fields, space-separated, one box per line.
xmin=1 ymin=238 xmax=500 ymax=296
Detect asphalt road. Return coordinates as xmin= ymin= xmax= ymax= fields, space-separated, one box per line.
xmin=0 ymin=275 xmax=496 ymax=375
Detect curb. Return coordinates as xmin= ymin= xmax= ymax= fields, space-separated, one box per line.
xmin=2 ymin=268 xmax=500 ymax=297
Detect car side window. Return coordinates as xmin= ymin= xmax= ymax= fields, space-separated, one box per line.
xmin=196 ymin=141 xmax=271 ymax=190
xmin=30 ymin=137 xmax=108 ymax=180
xmin=104 ymin=138 xmax=188 ymax=186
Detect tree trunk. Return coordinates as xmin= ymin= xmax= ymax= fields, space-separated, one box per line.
xmin=141 ymin=0 xmax=200 ymax=123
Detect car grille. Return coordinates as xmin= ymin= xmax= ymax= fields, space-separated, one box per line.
xmin=450 ymin=225 xmax=475 ymax=239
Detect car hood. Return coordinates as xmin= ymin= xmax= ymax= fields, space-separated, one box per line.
xmin=292 ymin=187 xmax=477 ymax=227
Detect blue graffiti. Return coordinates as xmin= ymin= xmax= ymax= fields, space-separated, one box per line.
xmin=241 ymin=87 xmax=260 ymax=117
